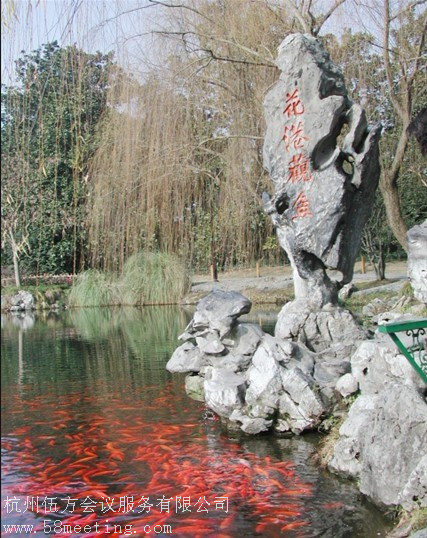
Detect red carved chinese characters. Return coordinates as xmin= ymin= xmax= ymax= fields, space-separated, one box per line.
xmin=288 ymin=154 xmax=313 ymax=183
xmin=292 ymin=192 xmax=312 ymax=220
xmin=283 ymin=122 xmax=308 ymax=152
xmin=283 ymin=88 xmax=304 ymax=117
xmin=282 ymin=86 xmax=313 ymax=220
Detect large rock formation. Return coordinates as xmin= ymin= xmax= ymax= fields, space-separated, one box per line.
xmin=326 ymin=221 xmax=427 ymax=513
xmin=407 ymin=220 xmax=427 ymax=304
xmin=263 ymin=33 xmax=381 ymax=307
xmin=329 ymin=339 xmax=427 ymax=510
xmin=167 ymin=290 xmax=348 ymax=435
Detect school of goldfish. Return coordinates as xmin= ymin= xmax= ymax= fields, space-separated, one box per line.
xmin=1 ymin=381 xmax=319 ymax=537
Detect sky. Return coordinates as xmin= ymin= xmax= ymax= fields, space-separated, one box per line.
xmin=1 ymin=0 xmax=161 ymax=83
xmin=1 ymin=0 xmax=417 ymax=84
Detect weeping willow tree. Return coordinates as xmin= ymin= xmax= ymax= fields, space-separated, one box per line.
xmin=87 ymin=0 xmax=294 ymax=273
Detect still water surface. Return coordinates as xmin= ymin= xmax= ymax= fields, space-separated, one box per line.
xmin=2 ymin=307 xmax=392 ymax=537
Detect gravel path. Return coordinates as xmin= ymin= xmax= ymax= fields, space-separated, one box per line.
xmin=191 ymin=260 xmax=408 ymax=294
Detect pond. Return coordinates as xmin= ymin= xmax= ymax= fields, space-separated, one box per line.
xmin=1 ymin=307 xmax=392 ymax=537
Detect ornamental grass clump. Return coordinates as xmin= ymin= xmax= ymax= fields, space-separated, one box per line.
xmin=68 ymin=270 xmax=117 ymax=307
xmin=119 ymin=251 xmax=191 ymax=305
xmin=69 ymin=252 xmax=190 ymax=307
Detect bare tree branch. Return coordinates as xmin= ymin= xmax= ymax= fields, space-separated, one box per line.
xmin=198 ymin=77 xmax=241 ymax=100
xmin=407 ymin=14 xmax=427 ymax=88
xmin=390 ymin=0 xmax=427 ymax=22
xmin=88 ymin=4 xmax=156 ymax=30
xmin=280 ymin=0 xmax=311 ymax=33
xmin=383 ymin=0 xmax=406 ymax=119
xmin=153 ymin=29 xmax=277 ymax=67
xmin=148 ymin=0 xmax=217 ymax=25
xmin=198 ymin=134 xmax=264 ymax=147
xmin=313 ymin=0 xmax=348 ymax=35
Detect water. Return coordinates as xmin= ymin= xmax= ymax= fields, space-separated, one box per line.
xmin=1 ymin=307 xmax=392 ymax=537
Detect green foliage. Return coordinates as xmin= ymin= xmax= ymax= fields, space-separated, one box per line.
xmin=68 ymin=251 xmax=191 ymax=307
xmin=344 ymin=289 xmax=398 ymax=316
xmin=343 ymin=391 xmax=361 ymax=407
xmin=1 ymin=42 xmax=115 ymax=274
xmin=393 ymin=507 xmax=427 ymax=535
xmin=314 ymin=414 xmax=346 ymax=468
xmin=410 ymin=507 xmax=427 ymax=530
xmin=399 ymin=281 xmax=415 ymax=299
xmin=1 ymin=283 xmax=70 ymax=295
xmin=120 ymin=251 xmax=191 ymax=305
xmin=68 ymin=270 xmax=116 ymax=307
xmin=262 ymin=235 xmax=278 ymax=253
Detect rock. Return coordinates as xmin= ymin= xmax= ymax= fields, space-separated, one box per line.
xmin=330 ymin=337 xmax=427 ymax=510
xmin=185 ymin=374 xmax=205 ymax=401
xmin=263 ymin=33 xmax=381 ymax=307
xmin=303 ymin=308 xmax=361 ymax=351
xmin=313 ymin=357 xmax=351 ymax=385
xmin=351 ymin=340 xmax=423 ymax=393
xmin=222 ymin=322 xmax=264 ymax=357
xmin=166 ymin=33 xmax=386 ymax=447
xmin=399 ymin=454 xmax=427 ymax=510
xmin=274 ymin=298 xmax=311 ymax=340
xmin=329 ymin=394 xmax=377 ymax=478
xmin=206 ymin=352 xmax=252 ymax=372
xmin=362 ymin=298 xmax=390 ymax=318
xmin=229 ymin=409 xmax=272 ymax=434
xmin=166 ymin=342 xmax=204 ymax=373
xmin=375 ymin=311 xmax=413 ymax=325
xmin=276 ymin=299 xmax=367 ymax=359
xmin=203 ymin=367 xmax=246 ymax=417
xmin=339 ymin=283 xmax=357 ymax=302
xmin=409 ymin=529 xmax=427 ymax=538
xmin=286 ymin=342 xmax=315 ymax=375
xmin=407 ymin=220 xmax=427 ymax=304
xmin=184 ymin=290 xmax=251 ymax=339
xmin=240 ymin=417 xmax=273 ymax=434
xmin=196 ymin=333 xmax=226 ymax=355
xmin=245 ymin=334 xmax=285 ymax=408
xmin=335 ymin=373 xmax=359 ymax=398
xmin=276 ymin=367 xmax=326 ymax=434
xmin=330 ymin=384 xmax=427 ymax=508
xmin=9 ymin=290 xmax=35 ymax=311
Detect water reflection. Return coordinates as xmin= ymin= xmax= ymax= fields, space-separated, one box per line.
xmin=1 ymin=309 xmax=391 ymax=537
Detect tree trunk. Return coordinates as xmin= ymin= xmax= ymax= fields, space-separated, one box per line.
xmin=379 ymin=112 xmax=410 ymax=253
xmin=210 ymin=259 xmax=218 ymax=282
xmin=10 ymin=232 xmax=21 ymax=288
xmin=375 ymin=249 xmax=386 ymax=281
xmin=380 ymin=171 xmax=408 ymax=252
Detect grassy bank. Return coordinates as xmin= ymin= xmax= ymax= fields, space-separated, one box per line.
xmin=1 ymin=283 xmax=71 ymax=311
